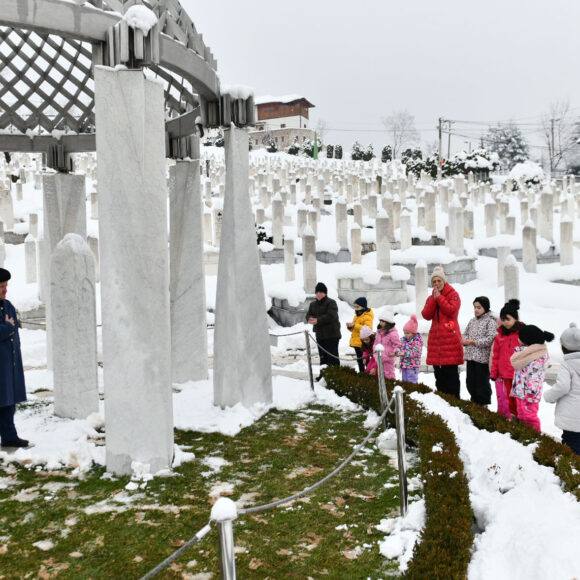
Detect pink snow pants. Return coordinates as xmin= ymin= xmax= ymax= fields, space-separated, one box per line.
xmin=515 ymin=398 xmax=541 ymax=432
xmin=495 ymin=378 xmax=517 ymax=419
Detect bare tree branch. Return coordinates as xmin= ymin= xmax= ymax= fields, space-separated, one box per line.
xmin=381 ymin=110 xmax=419 ymax=158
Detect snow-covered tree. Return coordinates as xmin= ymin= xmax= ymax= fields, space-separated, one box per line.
xmin=381 ymin=145 xmax=392 ymax=163
xmin=351 ymin=141 xmax=364 ymax=161
xmin=362 ymin=144 xmax=375 ymax=162
xmin=326 ymin=144 xmax=334 ymax=159
xmin=287 ymin=138 xmax=301 ymax=155
xmin=334 ymin=145 xmax=343 ymax=160
xmin=484 ymin=122 xmax=529 ymax=169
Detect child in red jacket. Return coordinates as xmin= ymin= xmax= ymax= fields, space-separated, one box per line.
xmin=490 ymin=299 xmax=524 ymax=419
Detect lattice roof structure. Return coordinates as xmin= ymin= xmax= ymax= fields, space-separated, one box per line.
xmin=0 ymin=0 xmax=223 ymax=157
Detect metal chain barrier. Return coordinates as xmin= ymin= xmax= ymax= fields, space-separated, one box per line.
xmin=140 ymin=522 xmax=212 ymax=580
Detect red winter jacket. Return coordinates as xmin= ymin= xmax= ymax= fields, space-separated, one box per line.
xmin=421 ymin=283 xmax=464 ymax=366
xmin=490 ymin=323 xmax=524 ymax=380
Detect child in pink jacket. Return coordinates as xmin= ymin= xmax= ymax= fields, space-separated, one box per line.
xmin=510 ymin=324 xmax=554 ymax=432
xmin=368 ymin=311 xmax=401 ymax=380
xmin=400 ymin=314 xmax=423 ymax=383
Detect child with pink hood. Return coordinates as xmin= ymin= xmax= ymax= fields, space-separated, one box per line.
xmin=367 ymin=310 xmax=401 ymax=380
xmin=400 ymin=314 xmax=423 ymax=383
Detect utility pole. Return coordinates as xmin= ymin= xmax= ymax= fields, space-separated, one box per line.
xmin=438 ymin=117 xmax=443 ymax=165
xmin=550 ymin=117 xmax=557 ymax=174
xmin=447 ymin=120 xmax=453 ymax=159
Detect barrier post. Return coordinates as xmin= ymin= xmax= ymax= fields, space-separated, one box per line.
xmin=393 ymin=386 xmax=408 ymax=516
xmin=305 ymin=330 xmax=315 ymax=391
xmin=211 ymin=498 xmax=238 ymax=580
xmin=374 ymin=345 xmax=389 ymax=429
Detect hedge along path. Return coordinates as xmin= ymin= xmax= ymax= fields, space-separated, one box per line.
xmin=322 ymin=367 xmax=474 ymax=579
xmin=414 ymin=389 xmax=580 ymax=500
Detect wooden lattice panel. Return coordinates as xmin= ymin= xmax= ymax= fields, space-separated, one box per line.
xmin=0 ymin=26 xmax=200 ymax=138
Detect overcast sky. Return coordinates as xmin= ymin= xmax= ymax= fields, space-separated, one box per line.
xmin=183 ymin=0 xmax=580 ymax=158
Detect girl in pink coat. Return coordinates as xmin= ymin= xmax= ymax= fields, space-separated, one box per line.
xmin=368 ymin=311 xmax=402 ymax=380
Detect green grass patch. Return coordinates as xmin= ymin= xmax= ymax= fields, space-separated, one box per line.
xmin=0 ymin=401 xmax=405 ymax=578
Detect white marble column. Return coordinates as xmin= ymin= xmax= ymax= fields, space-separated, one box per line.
xmin=302 ymin=226 xmax=317 ymax=293
xmin=169 ymin=153 xmax=208 ymax=384
xmin=375 ymin=211 xmax=391 ymax=275
xmin=25 ymin=234 xmax=37 ymax=283
xmin=415 ymin=259 xmax=428 ymax=317
xmin=351 ymin=225 xmax=362 ymax=264
xmin=335 ymin=198 xmax=348 ymax=250
xmin=522 ymin=221 xmax=537 ymax=273
xmin=504 ymin=255 xmax=519 ymax=302
xmin=284 ymin=237 xmax=295 ymax=282
xmin=497 ymin=246 xmax=510 ymax=287
xmin=213 ymin=127 xmax=272 ymax=409
xmin=271 ymin=193 xmax=284 ymax=249
xmin=484 ymin=201 xmax=497 ymax=238
xmin=50 ymin=234 xmax=99 ymax=420
xmin=400 ymin=208 xmax=412 ymax=251
xmin=560 ymin=219 xmax=574 ymax=266
xmin=95 ymin=67 xmax=173 ymax=475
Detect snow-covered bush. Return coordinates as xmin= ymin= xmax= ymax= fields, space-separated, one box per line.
xmin=508 ymin=160 xmax=544 ymax=188
xmin=256 ymin=224 xmax=272 ymax=244
xmin=326 ymin=144 xmax=334 ymax=159
xmin=362 ymin=144 xmax=375 ymax=162
xmin=351 ymin=141 xmax=363 ymax=161
xmin=287 ymin=139 xmax=301 ymax=156
xmin=335 ymin=145 xmax=343 ymax=159
xmin=381 ymin=145 xmax=393 ymax=163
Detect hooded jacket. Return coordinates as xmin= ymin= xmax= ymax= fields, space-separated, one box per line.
xmin=349 ymin=308 xmax=374 ymax=348
xmin=490 ymin=323 xmax=524 ymax=380
xmin=544 ymin=351 xmax=580 ymax=432
xmin=421 ymin=283 xmax=463 ymax=366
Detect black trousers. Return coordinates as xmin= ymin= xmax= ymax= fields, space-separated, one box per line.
xmin=466 ymin=360 xmax=491 ymax=405
xmin=562 ymin=431 xmax=580 ymax=455
xmin=0 ymin=405 xmax=18 ymax=443
xmin=433 ymin=365 xmax=460 ymax=398
xmin=316 ymin=338 xmax=340 ymax=367
xmin=353 ymin=347 xmax=365 ymax=373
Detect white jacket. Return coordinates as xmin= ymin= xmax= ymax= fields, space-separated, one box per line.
xmin=544 ymin=352 xmax=580 ymax=432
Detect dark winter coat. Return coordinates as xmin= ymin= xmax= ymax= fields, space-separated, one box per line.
xmin=421 ymin=283 xmax=464 ymax=366
xmin=306 ymin=296 xmax=341 ymax=340
xmin=0 ymin=300 xmax=26 ymax=407
xmin=490 ymin=323 xmax=524 ymax=380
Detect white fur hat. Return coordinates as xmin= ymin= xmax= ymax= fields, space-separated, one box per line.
xmin=561 ymin=323 xmax=580 ymax=352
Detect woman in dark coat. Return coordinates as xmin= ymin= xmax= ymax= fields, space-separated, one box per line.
xmin=0 ymin=268 xmax=28 ymax=448
xmin=421 ymin=266 xmax=464 ymax=397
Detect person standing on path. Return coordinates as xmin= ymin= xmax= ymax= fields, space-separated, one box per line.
xmin=0 ymin=268 xmax=28 ymax=449
xmin=421 ymin=266 xmax=463 ymax=397
xmin=306 ymin=282 xmax=341 ymax=376
xmin=346 ymin=297 xmax=374 ymax=373
xmin=544 ymin=323 xmax=580 ymax=455
xmin=462 ymin=296 xmax=497 ymax=405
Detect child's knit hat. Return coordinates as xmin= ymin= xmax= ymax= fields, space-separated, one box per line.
xmin=561 ymin=322 xmax=580 ymax=352
xmin=403 ymin=314 xmax=418 ymax=334
xmin=360 ymin=326 xmax=374 ymax=340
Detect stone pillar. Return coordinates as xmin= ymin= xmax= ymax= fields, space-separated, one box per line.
xmin=400 ymin=208 xmax=412 ymax=251
xmin=520 ymin=200 xmax=529 ymax=225
xmin=271 ymin=193 xmax=284 ymax=249
xmin=297 ymin=206 xmax=308 ymax=237
xmin=50 ymin=234 xmax=99 ymax=420
xmin=169 ymin=154 xmax=208 ymax=384
xmin=484 ymin=201 xmax=497 ymax=237
xmin=504 ymin=255 xmax=519 ymax=302
xmin=284 ymin=237 xmax=295 ymax=282
xmin=213 ymin=127 xmax=272 ymax=409
xmin=90 ymin=190 xmax=98 ymax=220
xmin=505 ymin=215 xmax=516 ymax=235
xmin=42 ymin=172 xmax=87 ymax=371
xmin=375 ymin=212 xmax=390 ymax=275
xmin=307 ymin=207 xmax=318 ymax=237
xmin=0 ymin=185 xmax=15 ymax=231
xmin=497 ymin=246 xmax=510 ymax=286
xmin=351 ymin=225 xmax=362 ymax=264
xmin=415 ymin=260 xmax=428 ymax=317
xmin=539 ymin=190 xmax=554 ymax=242
xmin=95 ymin=67 xmax=173 ymax=475
xmin=302 ymin=225 xmax=317 ymax=294
xmin=88 ymin=235 xmax=100 ymax=283
xmin=560 ymin=219 xmax=574 ymax=266
xmin=424 ymin=190 xmax=436 ymax=235
xmin=464 ymin=203 xmax=474 ymax=239
xmin=203 ymin=211 xmax=213 ymax=244
xmin=522 ymin=221 xmax=537 ymax=273
xmin=335 ymin=198 xmax=348 ymax=250
xmin=25 ymin=234 xmax=37 ymax=283
xmin=353 ymin=203 xmax=363 ymax=228
xmin=392 ymin=196 xmax=401 ymax=230
xmin=29 ymin=213 xmax=38 ymax=238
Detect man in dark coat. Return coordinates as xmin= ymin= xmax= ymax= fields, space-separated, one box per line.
xmin=306 ymin=282 xmax=341 ymax=374
xmin=0 ymin=268 xmax=28 ymax=448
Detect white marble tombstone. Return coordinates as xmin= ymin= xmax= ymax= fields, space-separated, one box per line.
xmin=50 ymin=234 xmax=99 ymax=420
